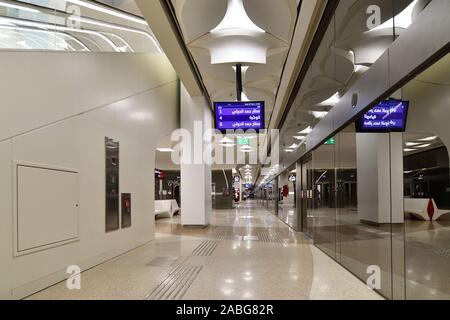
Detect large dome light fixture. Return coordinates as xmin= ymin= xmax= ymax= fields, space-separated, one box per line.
xmin=211 ymin=0 xmax=265 ymax=34
xmin=189 ymin=0 xmax=287 ymax=65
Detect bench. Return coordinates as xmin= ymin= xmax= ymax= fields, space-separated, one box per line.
xmin=155 ymin=200 xmax=180 ymax=218
xmin=404 ymin=198 xmax=450 ymax=221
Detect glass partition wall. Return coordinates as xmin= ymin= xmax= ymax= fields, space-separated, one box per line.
xmin=0 ymin=0 xmax=160 ymax=52
xmin=299 ymin=52 xmax=450 ymax=299
xmin=401 ymin=53 xmax=450 ymax=299
xmin=267 ymin=0 xmax=447 ymax=299
xmin=277 ymin=164 xmax=297 ymax=229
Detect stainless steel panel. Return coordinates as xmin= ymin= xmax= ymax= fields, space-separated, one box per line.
xmin=105 ymin=137 xmax=119 ymax=232
xmin=121 ymin=193 xmax=131 ymax=229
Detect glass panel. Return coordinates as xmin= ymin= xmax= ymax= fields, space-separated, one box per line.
xmin=311 ymin=141 xmax=337 ymax=259
xmin=303 ymin=156 xmax=314 ymax=238
xmin=267 ymin=180 xmax=276 ymax=213
xmin=401 ymin=52 xmax=450 ymax=299
xmin=393 ymin=0 xmax=432 ymax=40
xmin=278 ymin=164 xmax=297 ymax=229
xmin=0 ymin=0 xmax=160 ymax=52
xmin=335 ymin=123 xmax=393 ymax=298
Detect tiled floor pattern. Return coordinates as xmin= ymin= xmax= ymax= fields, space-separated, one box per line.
xmin=27 ymin=201 xmax=382 ymax=300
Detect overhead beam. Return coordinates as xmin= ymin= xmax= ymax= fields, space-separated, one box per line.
xmin=135 ymin=0 xmax=205 ymax=98
xmin=269 ymin=0 xmax=329 ymax=131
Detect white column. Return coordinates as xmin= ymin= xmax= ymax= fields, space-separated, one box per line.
xmin=180 ymin=83 xmax=212 ymax=226
xmin=356 ymin=133 xmax=404 ymax=224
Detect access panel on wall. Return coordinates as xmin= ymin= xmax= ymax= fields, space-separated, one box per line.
xmin=121 ymin=193 xmax=131 ymax=228
xmin=105 ymin=137 xmax=120 ymax=232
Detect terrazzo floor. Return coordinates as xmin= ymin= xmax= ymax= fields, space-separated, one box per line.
xmin=27 ymin=200 xmax=382 ymax=300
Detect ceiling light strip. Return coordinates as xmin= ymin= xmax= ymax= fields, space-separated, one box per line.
xmin=0 ymin=0 xmax=40 ymax=13
xmin=66 ymin=0 xmax=147 ymax=26
xmin=0 ymin=16 xmax=120 ymax=51
xmin=67 ymin=16 xmax=162 ymax=52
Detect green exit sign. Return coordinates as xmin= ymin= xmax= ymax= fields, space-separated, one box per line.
xmin=237 ymin=138 xmax=250 ymax=146
xmin=324 ymin=137 xmax=335 ymax=145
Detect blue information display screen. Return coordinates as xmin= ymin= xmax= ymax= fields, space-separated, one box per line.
xmin=356 ymin=99 xmax=409 ymax=132
xmin=214 ymin=101 xmax=264 ymax=132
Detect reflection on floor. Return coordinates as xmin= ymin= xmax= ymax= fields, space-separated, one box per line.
xmin=405 ymin=219 xmax=450 ymax=299
xmin=307 ymin=207 xmax=450 ymax=299
xmin=27 ymin=201 xmax=382 ymax=300
xmin=277 ymin=203 xmax=297 ymax=229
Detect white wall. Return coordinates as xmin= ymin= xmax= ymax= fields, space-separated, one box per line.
xmin=404 ymin=79 xmax=450 ymax=161
xmin=356 ymin=133 xmax=404 ymax=224
xmin=0 ymin=52 xmax=178 ymax=299
xmin=180 ymin=83 xmax=212 ymax=226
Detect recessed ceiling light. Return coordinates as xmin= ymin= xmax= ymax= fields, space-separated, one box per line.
xmin=405 ymin=142 xmax=421 ymax=147
xmin=404 ymin=148 xmax=416 ymax=152
xmin=285 ymin=149 xmax=294 ymax=153
xmin=298 ymin=127 xmax=312 ymax=135
xmin=220 ymin=143 xmax=236 ymax=148
xmin=319 ymin=92 xmax=340 ymax=106
xmin=221 ymin=137 xmax=234 ymax=144
xmin=418 ymin=136 xmax=437 ymax=142
xmin=416 ymin=144 xmax=432 ymax=148
xmin=288 ymin=143 xmax=299 ymax=149
xmin=0 ymin=1 xmax=40 ymax=13
xmin=293 ymin=136 xmax=305 ymax=141
xmin=311 ymin=111 xmax=328 ymax=119
xmin=157 ymin=148 xmax=174 ymax=153
xmin=354 ymin=65 xmax=369 ymax=73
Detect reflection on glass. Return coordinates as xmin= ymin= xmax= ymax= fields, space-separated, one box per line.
xmin=337 ymin=125 xmax=394 ymax=299
xmin=0 ymin=0 xmax=160 ymax=52
xmin=277 ymin=165 xmax=297 ymax=229
xmin=402 ymin=52 xmax=450 ymax=299
xmin=274 ymin=0 xmax=443 ymax=300
xmin=311 ymin=140 xmax=337 ymax=259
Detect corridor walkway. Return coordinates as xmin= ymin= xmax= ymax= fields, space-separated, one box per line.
xmin=27 ymin=201 xmax=382 ymax=300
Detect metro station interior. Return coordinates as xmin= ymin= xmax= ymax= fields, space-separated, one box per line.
xmin=0 ymin=0 xmax=449 ymax=302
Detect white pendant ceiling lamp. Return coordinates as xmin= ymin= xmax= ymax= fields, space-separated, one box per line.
xmin=210 ymin=0 xmax=264 ymax=34
xmin=190 ymin=0 xmax=287 ymax=65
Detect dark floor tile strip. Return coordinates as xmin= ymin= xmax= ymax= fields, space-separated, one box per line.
xmin=192 ymin=240 xmax=220 ymax=256
xmin=206 ymin=241 xmax=219 ymax=256
xmin=146 ymin=265 xmax=184 ymax=300
xmin=147 ymin=265 xmax=203 ymax=300
xmin=192 ymin=241 xmax=208 ymax=255
xmin=152 ymin=266 xmax=190 ymax=300
xmin=166 ymin=266 xmax=196 ymax=300
xmin=176 ymin=266 xmax=203 ymax=300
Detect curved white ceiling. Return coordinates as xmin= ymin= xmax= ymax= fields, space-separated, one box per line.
xmin=171 ymin=0 xmax=300 ymax=124
xmin=278 ymin=0 xmax=420 ymax=157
